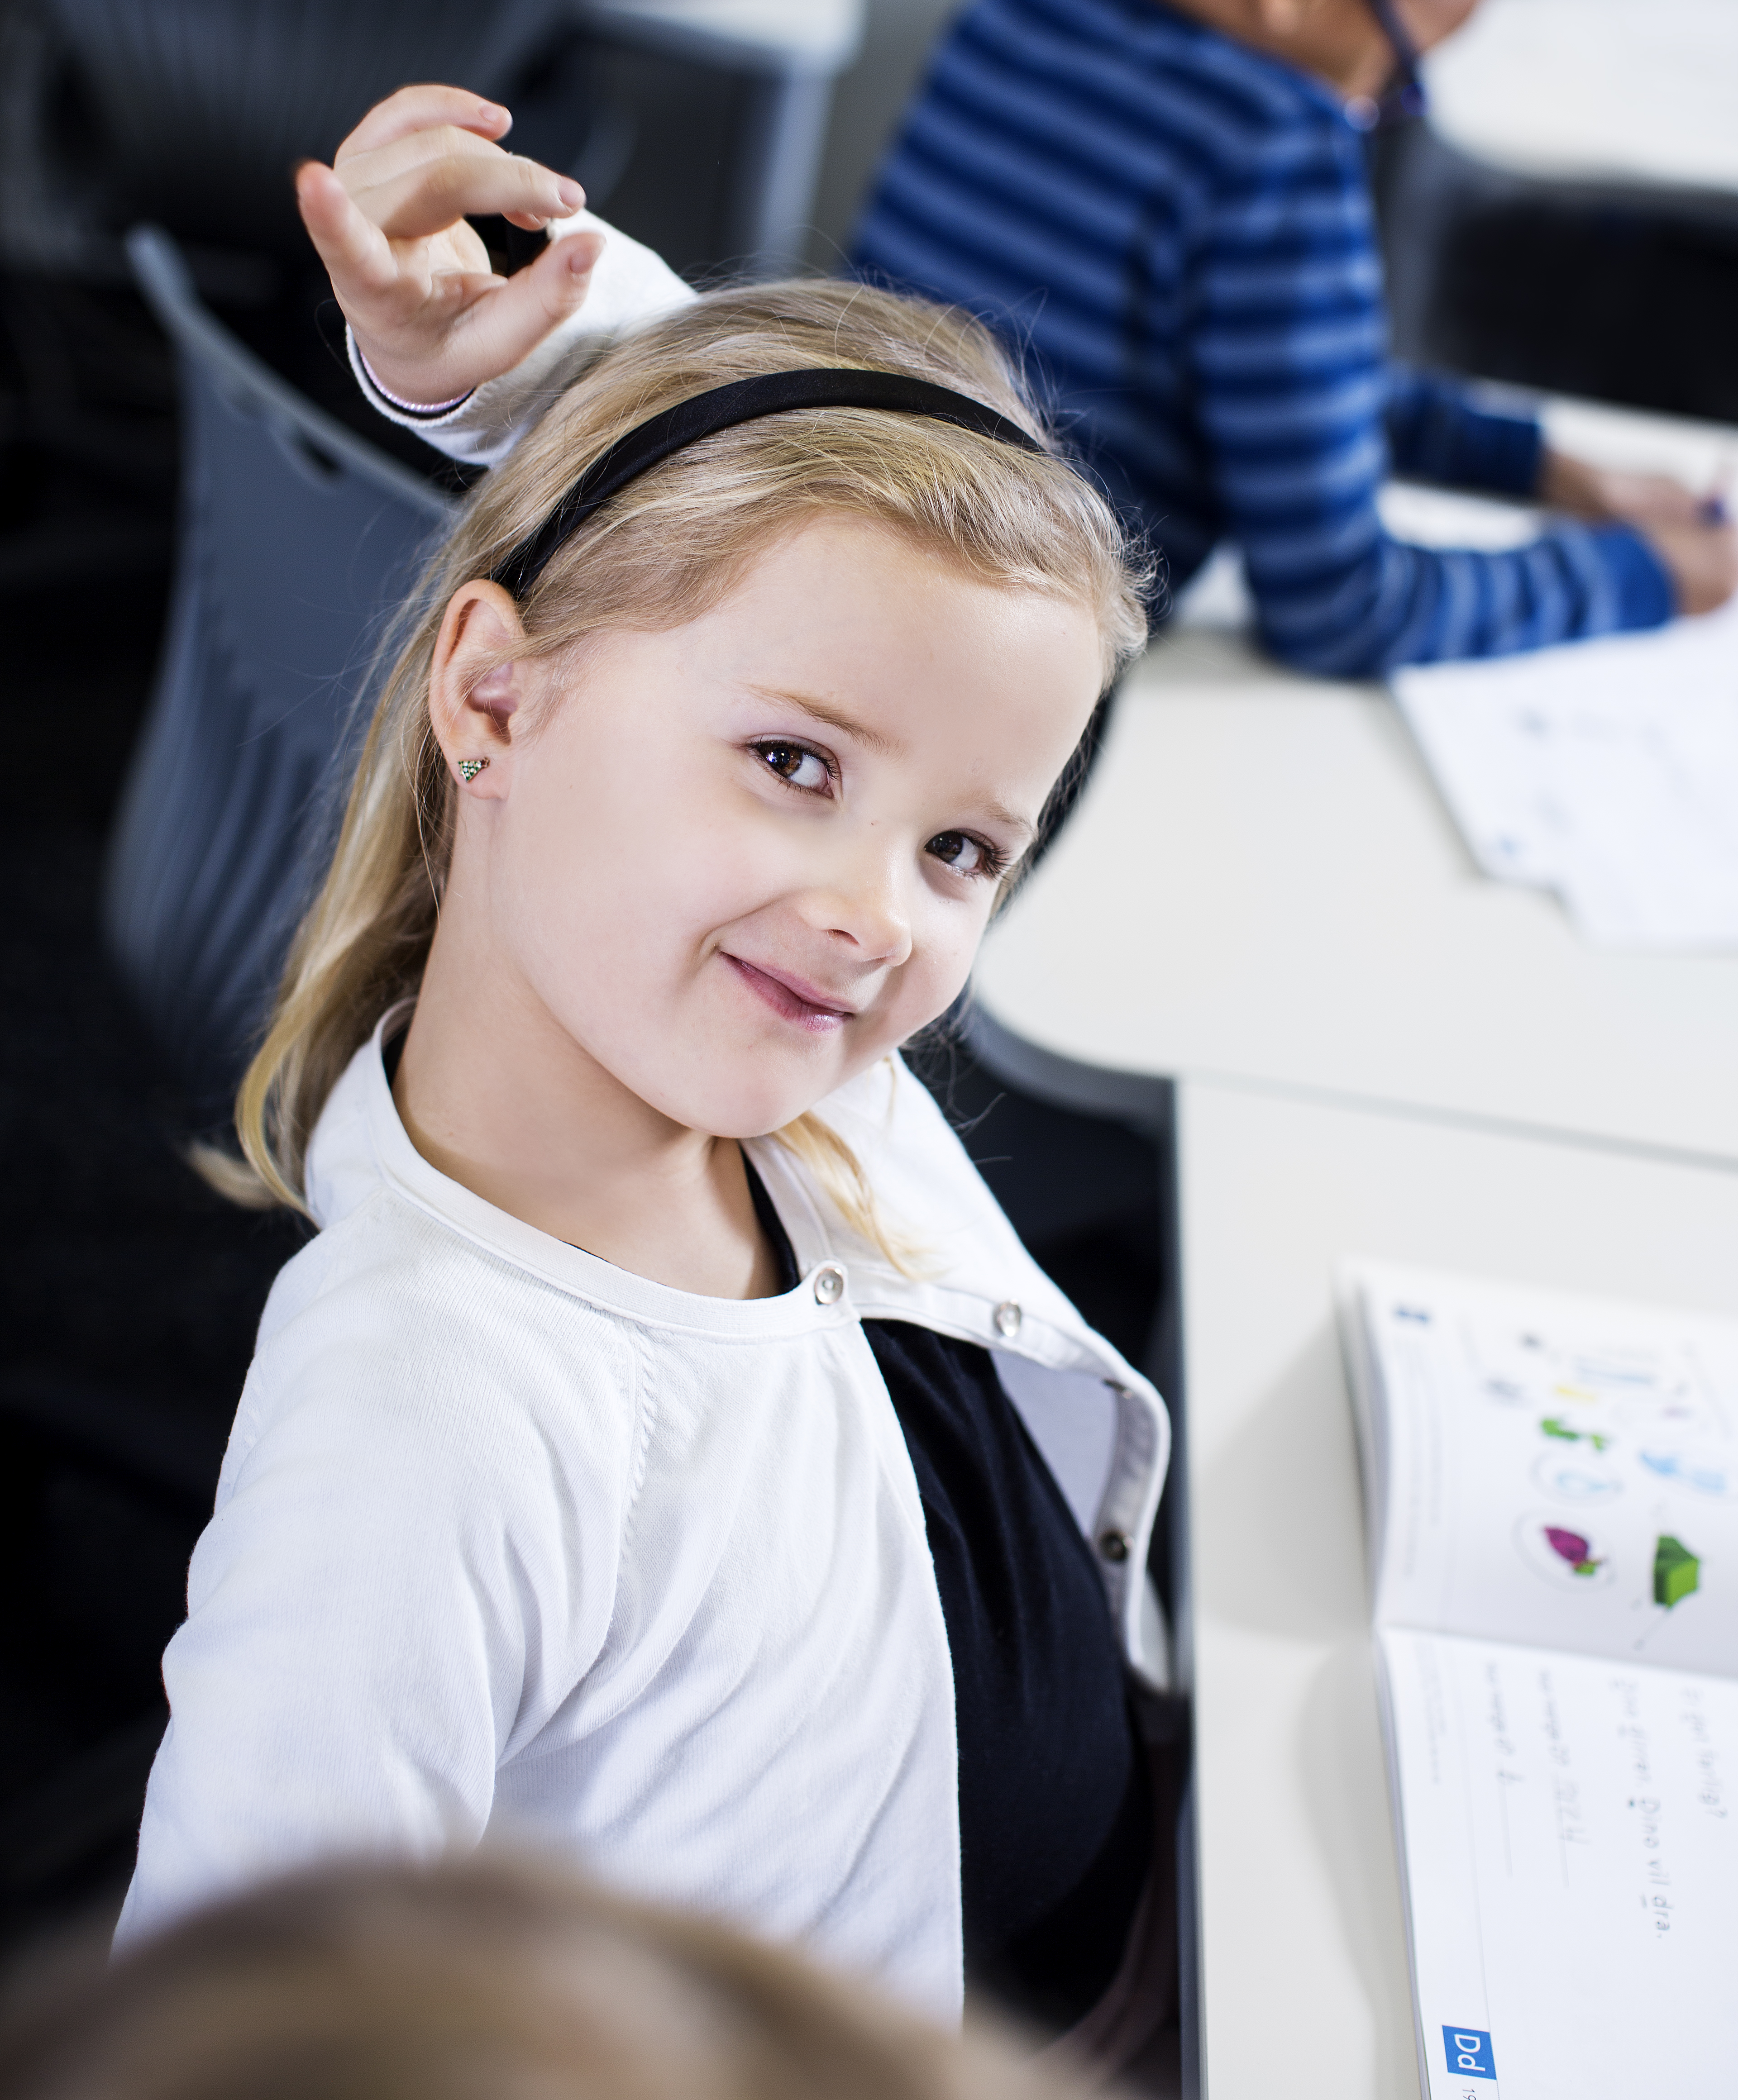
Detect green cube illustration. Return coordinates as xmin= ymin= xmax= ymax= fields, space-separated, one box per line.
xmin=1653 ymin=1534 xmax=1700 ymax=1610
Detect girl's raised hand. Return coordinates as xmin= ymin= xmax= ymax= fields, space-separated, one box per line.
xmin=296 ymin=84 xmax=604 ymax=410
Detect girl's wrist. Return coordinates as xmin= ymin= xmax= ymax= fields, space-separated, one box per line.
xmin=356 ymin=345 xmax=474 ymax=417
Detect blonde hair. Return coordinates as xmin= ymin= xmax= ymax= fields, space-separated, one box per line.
xmin=218 ymin=281 xmax=1150 ymax=1242
xmin=0 ymin=1854 xmax=1095 ymax=2100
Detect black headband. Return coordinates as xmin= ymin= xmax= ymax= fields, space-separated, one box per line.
xmin=488 ymin=367 xmax=1048 ymax=598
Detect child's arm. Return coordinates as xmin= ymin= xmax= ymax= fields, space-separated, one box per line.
xmin=1385 ymin=368 xmax=1732 ymax=612
xmin=1382 ymin=366 xmax=1545 ymax=505
xmin=1189 ymin=143 xmax=1735 ymax=668
xmin=296 ymin=85 xmax=696 ymax=467
xmin=115 ymin=1319 xmax=621 ymax=1945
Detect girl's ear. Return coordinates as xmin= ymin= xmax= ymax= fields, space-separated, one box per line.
xmin=428 ymin=581 xmax=533 ymax=795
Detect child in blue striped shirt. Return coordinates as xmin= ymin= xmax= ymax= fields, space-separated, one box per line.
xmin=852 ymin=0 xmax=1736 ymax=674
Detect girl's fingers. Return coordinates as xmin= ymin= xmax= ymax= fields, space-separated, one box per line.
xmin=296 ymin=161 xmax=399 ymax=298
xmin=344 ymin=136 xmax=583 ymax=243
xmin=301 ymin=123 xmax=595 ymax=402
xmin=335 ymin=82 xmax=511 ymax=165
xmin=351 ymin=243 xmax=591 ymax=408
xmin=301 ymin=161 xmax=487 ymax=342
xmin=438 ymin=228 xmax=604 ymax=383
xmin=348 ymin=269 xmax=509 ymax=406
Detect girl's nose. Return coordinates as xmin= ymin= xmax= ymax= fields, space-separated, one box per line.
xmin=804 ymin=834 xmax=913 ymax=968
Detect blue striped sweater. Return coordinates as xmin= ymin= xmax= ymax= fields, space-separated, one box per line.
xmin=850 ymin=0 xmax=1671 ymax=674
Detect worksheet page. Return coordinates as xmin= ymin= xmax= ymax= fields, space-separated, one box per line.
xmin=1382 ymin=1626 xmax=1738 ymax=2100
xmin=1348 ymin=1267 xmax=1738 ymax=1678
xmin=1392 ymin=599 xmax=1738 ymax=951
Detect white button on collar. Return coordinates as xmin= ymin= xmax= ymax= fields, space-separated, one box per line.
xmin=993 ymin=1300 xmax=1022 ymax=1338
xmin=812 ymin=1264 xmax=846 ymax=1306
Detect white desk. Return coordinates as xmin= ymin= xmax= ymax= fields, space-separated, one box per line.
xmin=973 ymin=402 xmax=1738 ymax=1170
xmin=1175 ymin=1078 xmax=1738 ymax=2098
xmin=974 ymin=630 xmax=1738 ymax=1167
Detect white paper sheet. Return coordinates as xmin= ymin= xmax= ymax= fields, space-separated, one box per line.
xmin=1381 ymin=1627 xmax=1738 ymax=2100
xmin=1393 ymin=601 xmax=1738 ymax=951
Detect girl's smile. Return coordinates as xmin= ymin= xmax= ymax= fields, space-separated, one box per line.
xmin=390 ymin=512 xmax=1103 ymax=1291
xmin=721 ymin=953 xmax=857 ymax=1034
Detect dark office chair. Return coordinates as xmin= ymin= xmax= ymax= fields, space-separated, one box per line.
xmin=104 ymin=225 xmax=455 ymax=1121
xmin=0 ymin=0 xmax=861 ymax=608
xmin=1373 ymin=118 xmax=1738 ymax=426
xmin=6 ymin=0 xmax=859 ymax=295
xmin=29 ymin=0 xmax=594 ymax=259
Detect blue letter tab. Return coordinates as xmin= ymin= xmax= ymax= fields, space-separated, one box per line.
xmin=1442 ymin=2027 xmax=1496 ymax=2080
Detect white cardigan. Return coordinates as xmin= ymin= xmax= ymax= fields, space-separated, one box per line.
xmin=119 ymin=1033 xmax=1168 ymax=2020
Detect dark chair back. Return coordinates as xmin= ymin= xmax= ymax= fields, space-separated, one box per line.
xmin=105 ymin=225 xmax=455 ymax=1120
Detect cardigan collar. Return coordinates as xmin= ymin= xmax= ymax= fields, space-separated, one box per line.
xmin=302 ymin=1015 xmax=1149 ymax=1389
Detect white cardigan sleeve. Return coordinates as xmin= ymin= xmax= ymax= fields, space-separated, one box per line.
xmin=350 ymin=210 xmax=699 ymax=467
xmin=116 ymin=1223 xmax=638 ymax=1946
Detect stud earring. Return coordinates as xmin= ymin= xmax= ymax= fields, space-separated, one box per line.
xmin=457 ymin=758 xmax=490 ymax=783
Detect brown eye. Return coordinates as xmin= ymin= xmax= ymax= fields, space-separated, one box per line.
xmin=926 ymin=831 xmax=990 ymax=877
xmin=754 ymin=742 xmax=830 ymax=791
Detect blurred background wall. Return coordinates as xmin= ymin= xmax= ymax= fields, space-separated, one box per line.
xmin=808 ymin=0 xmax=956 ymax=264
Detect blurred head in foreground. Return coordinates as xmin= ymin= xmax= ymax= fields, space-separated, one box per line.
xmin=0 ymin=1856 xmax=1082 ymax=2100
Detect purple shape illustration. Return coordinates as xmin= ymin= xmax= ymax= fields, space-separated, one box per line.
xmin=1544 ymin=1526 xmax=1604 ymax=1577
xmin=1515 ymin=1511 xmax=1615 ymax=1589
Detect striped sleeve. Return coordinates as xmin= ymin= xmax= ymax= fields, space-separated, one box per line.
xmin=1384 ymin=366 xmax=1541 ymax=496
xmin=1175 ymin=102 xmax=1671 ymax=671
xmin=851 ymin=0 xmax=1673 ymax=677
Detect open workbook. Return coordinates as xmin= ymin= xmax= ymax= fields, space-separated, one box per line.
xmin=1339 ymin=1264 xmax=1738 ymax=2100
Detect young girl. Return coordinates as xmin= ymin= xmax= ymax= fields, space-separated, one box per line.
xmin=123 ymin=94 xmax=1171 ymax=2067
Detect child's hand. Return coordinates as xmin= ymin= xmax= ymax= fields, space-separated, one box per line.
xmin=296 ymin=84 xmax=604 ymax=409
xmin=1539 ymin=448 xmax=1737 ymax=615
xmin=1537 ymin=449 xmax=1712 ymax=530
xmin=1638 ymin=516 xmax=1738 ymax=618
